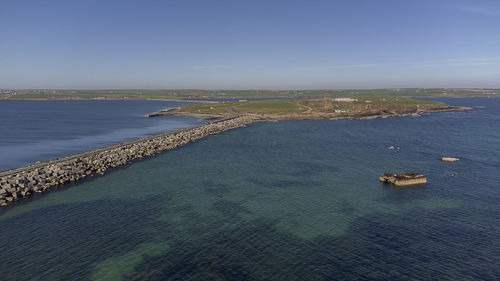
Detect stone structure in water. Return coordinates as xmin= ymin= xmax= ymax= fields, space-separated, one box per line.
xmin=0 ymin=116 xmax=262 ymax=207
xmin=379 ymin=172 xmax=427 ymax=186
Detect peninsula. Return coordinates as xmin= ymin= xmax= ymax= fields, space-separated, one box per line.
xmin=0 ymin=98 xmax=469 ymax=207
xmin=148 ymin=97 xmax=470 ymax=120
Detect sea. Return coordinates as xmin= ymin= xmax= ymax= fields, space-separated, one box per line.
xmin=0 ymin=98 xmax=499 ymax=280
xmin=0 ymin=100 xmax=206 ymax=171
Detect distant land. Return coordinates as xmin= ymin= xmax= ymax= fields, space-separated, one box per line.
xmin=0 ymin=88 xmax=498 ymax=100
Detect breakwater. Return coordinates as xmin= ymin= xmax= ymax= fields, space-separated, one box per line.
xmin=0 ymin=115 xmax=261 ymax=207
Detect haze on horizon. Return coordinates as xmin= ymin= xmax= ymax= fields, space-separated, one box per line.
xmin=1 ymin=0 xmax=499 ymax=90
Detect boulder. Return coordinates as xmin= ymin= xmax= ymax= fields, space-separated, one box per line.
xmin=11 ymin=191 xmax=20 ymax=199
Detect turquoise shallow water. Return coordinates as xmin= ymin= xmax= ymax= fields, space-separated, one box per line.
xmin=0 ymin=98 xmax=499 ymax=280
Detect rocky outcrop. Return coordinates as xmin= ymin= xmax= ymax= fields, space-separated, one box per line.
xmin=379 ymin=172 xmax=427 ymax=186
xmin=0 ymin=115 xmax=262 ymax=207
xmin=442 ymin=157 xmax=460 ymax=162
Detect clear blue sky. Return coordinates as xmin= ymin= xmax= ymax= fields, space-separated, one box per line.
xmin=1 ymin=0 xmax=499 ymax=89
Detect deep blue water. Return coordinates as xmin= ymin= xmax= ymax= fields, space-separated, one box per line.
xmin=0 ymin=100 xmax=205 ymax=171
xmin=0 ymin=98 xmax=499 ymax=280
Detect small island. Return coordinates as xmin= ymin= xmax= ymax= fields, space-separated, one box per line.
xmin=148 ymin=97 xmax=470 ymax=120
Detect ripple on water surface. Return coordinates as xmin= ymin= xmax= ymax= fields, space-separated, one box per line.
xmin=0 ymin=100 xmax=205 ymax=171
xmin=0 ymin=98 xmax=500 ymax=280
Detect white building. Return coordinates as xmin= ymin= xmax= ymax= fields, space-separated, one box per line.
xmin=334 ymin=98 xmax=358 ymax=102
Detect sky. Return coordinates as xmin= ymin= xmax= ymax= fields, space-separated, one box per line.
xmin=1 ymin=0 xmax=499 ymax=89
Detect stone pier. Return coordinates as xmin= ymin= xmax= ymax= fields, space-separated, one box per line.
xmin=0 ymin=115 xmax=262 ymax=207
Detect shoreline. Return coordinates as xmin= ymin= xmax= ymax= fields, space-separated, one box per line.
xmin=0 ymin=106 xmax=470 ymax=207
xmin=0 ymin=98 xmax=216 ymax=103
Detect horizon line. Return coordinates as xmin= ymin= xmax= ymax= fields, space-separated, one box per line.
xmin=2 ymin=87 xmax=499 ymax=91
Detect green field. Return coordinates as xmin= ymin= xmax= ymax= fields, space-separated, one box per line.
xmin=175 ymin=97 xmax=450 ymax=116
xmin=233 ymin=100 xmax=304 ymax=114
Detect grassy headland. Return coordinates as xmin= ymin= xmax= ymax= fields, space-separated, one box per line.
xmin=1 ymin=88 xmax=498 ymax=100
xmin=151 ymin=97 xmax=469 ymax=120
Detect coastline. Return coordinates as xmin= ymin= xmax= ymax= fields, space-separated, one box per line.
xmin=0 ymin=98 xmax=215 ymax=103
xmin=0 ymin=105 xmax=470 ymax=208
